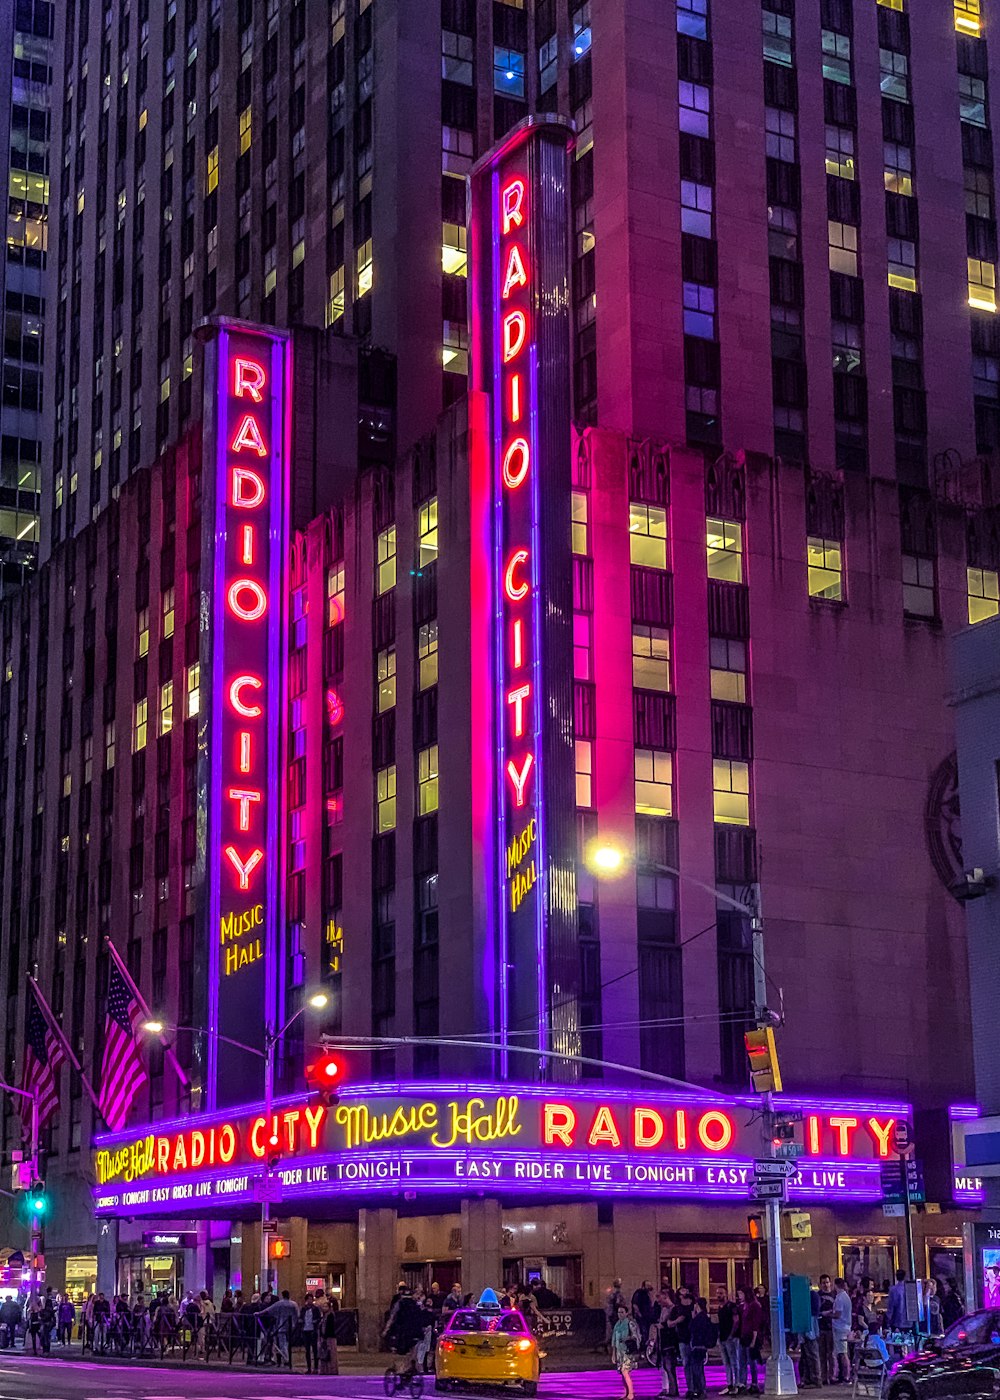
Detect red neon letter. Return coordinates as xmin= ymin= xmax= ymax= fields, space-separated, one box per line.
xmin=228 ymin=787 xmax=262 ymax=832
xmin=238 ymin=732 xmax=252 ymax=773
xmin=697 ymin=1110 xmax=735 ymax=1153
xmin=231 ymin=466 xmax=266 ymax=508
xmin=807 ymin=1115 xmax=821 ymax=1154
xmin=634 ymin=1108 xmax=665 ymax=1149
xmin=506 ymin=682 xmax=531 ymax=738
xmin=229 ymin=675 xmax=264 ymax=717
xmin=502 ymin=438 xmax=530 ymax=490
xmin=509 ymin=373 xmax=522 ymax=424
xmin=501 ymin=178 xmax=525 ymax=234
xmin=829 ymin=1116 xmax=859 ymax=1156
xmin=502 ymin=309 xmax=527 ymax=363
xmin=233 ymin=357 xmax=266 ymax=402
xmin=512 ymin=618 xmax=525 ymax=669
xmin=587 ymin=1105 xmax=622 ymax=1148
xmin=224 ymin=845 xmax=264 ymax=890
xmin=503 ymin=548 xmax=530 ymax=602
xmin=218 ymin=1123 xmax=237 ymax=1163
xmin=543 ymin=1103 xmax=576 ymax=1147
xmin=505 ymin=752 xmax=534 ymax=807
xmin=867 ymin=1117 xmax=895 ymax=1158
xmin=241 ymin=524 xmax=255 ymax=565
xmin=230 ymin=413 xmax=268 ymax=457
xmin=675 ymin=1109 xmax=689 ymax=1150
xmin=501 ymin=244 xmax=528 ymax=299
xmin=228 ymin=579 xmax=268 ymax=621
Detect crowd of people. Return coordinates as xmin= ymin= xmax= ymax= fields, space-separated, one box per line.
xmin=604 ymin=1269 xmax=967 ymax=1399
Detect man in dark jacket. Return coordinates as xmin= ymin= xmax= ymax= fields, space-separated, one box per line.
xmin=688 ymin=1298 xmax=717 ymax=1400
xmin=817 ymin=1274 xmax=835 ymax=1386
xmin=631 ymin=1281 xmax=654 ymax=1346
xmin=0 ymin=1297 xmax=21 ymax=1349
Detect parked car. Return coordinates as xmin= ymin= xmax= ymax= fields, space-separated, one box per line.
xmin=888 ymin=1310 xmax=1000 ymax=1400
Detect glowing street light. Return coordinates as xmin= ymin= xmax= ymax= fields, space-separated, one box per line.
xmin=586 ymin=842 xmax=627 ymax=875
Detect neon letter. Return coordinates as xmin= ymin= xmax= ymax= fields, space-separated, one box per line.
xmin=505 ymin=752 xmax=534 ymax=807
xmin=634 ymin=1108 xmax=665 ymax=1149
xmin=227 ymin=579 xmax=268 ymax=621
xmin=241 ymin=524 xmax=255 ymax=565
xmin=239 ymin=732 xmax=252 ymax=773
xmin=218 ymin=1123 xmax=237 ymax=1163
xmin=231 ymin=466 xmax=266 ymax=508
xmin=506 ymin=683 xmax=531 ymax=738
xmin=543 ymin=1103 xmax=576 ymax=1147
xmin=509 ymin=373 xmax=522 ymax=424
xmin=675 ymin=1109 xmax=689 ymax=1150
xmin=501 ymin=178 xmax=525 ymax=234
xmin=502 ymin=244 xmax=528 ymax=299
xmin=829 ymin=1116 xmax=859 ymax=1156
xmin=504 ymin=548 xmax=530 ymax=602
xmin=503 ymin=309 xmax=527 ymax=363
xmin=228 ymin=787 xmax=262 ymax=832
xmin=304 ymin=1105 xmax=326 ymax=1149
xmin=224 ymin=844 xmax=264 ymax=890
xmin=697 ymin=1110 xmax=735 ymax=1153
xmin=587 ymin=1105 xmax=622 ymax=1149
xmin=867 ymin=1117 xmax=895 ymax=1158
xmin=230 ymin=413 xmax=268 ymax=457
xmin=233 ymin=357 xmax=266 ymax=402
xmin=502 ymin=438 xmax=530 ymax=490
xmin=512 ymin=618 xmax=525 ymax=669
xmin=807 ymin=1115 xmax=821 ymax=1155
xmin=229 ymin=675 xmax=264 ymax=717
xmin=249 ymin=1117 xmax=266 ymax=1158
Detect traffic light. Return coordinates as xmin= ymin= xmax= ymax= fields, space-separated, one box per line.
xmin=268 ymin=1236 xmax=291 ymax=1261
xmin=305 ymin=1051 xmax=344 ymax=1107
xmin=744 ymin=1026 xmax=782 ymax=1094
xmin=747 ymin=1213 xmax=764 ymax=1243
xmin=28 ymin=1182 xmax=47 ymax=1217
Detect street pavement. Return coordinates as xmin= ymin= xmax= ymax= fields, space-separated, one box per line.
xmin=0 ymin=1355 xmax=866 ymax=1400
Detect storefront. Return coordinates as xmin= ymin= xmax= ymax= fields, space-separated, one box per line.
xmin=64 ymin=1254 xmax=98 ymax=1300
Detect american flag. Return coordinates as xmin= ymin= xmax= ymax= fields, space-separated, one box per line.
xmin=20 ymin=984 xmax=67 ymax=1138
xmin=98 ymin=963 xmax=148 ymax=1131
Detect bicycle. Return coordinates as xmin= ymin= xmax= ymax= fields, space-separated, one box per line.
xmin=384 ymin=1360 xmax=425 ymax=1396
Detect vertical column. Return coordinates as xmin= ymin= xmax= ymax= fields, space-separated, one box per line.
xmin=460 ymin=1198 xmax=502 ymax=1301
xmin=96 ymin=1218 xmax=119 ymax=1297
xmin=611 ymin=1203 xmax=659 ymax=1300
xmin=357 ymin=1207 xmax=398 ymax=1352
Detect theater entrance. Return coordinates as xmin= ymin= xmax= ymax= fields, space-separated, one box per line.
xmin=659 ymin=1237 xmax=756 ymax=1299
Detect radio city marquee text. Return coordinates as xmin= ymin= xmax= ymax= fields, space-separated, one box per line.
xmin=92 ymin=1090 xmax=904 ymax=1210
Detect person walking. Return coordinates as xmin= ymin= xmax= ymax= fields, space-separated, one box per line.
xmin=56 ymin=1294 xmax=75 ymax=1346
xmin=688 ymin=1298 xmax=717 ymax=1400
xmin=717 ymin=1287 xmax=740 ymax=1396
xmin=817 ymin=1274 xmax=835 ymax=1386
xmin=319 ymin=1296 xmax=340 ymax=1375
xmin=832 ymin=1278 xmax=852 ymax=1384
xmin=632 ymin=1280 xmax=655 ymax=1347
xmin=300 ymin=1291 xmax=323 ymax=1374
xmin=605 ymin=1278 xmax=626 ymax=1348
xmin=25 ymin=1297 xmax=42 ymax=1355
xmin=797 ymin=1283 xmax=821 ymax=1389
xmin=886 ymin=1270 xmax=908 ymax=1332
xmin=738 ymin=1285 xmax=764 ymax=1396
xmin=38 ymin=1293 xmax=55 ymax=1355
xmin=0 ymin=1294 xmax=21 ymax=1349
xmin=611 ymin=1303 xmax=641 ymax=1400
xmin=260 ymin=1288 xmax=298 ymax=1365
xmin=924 ymin=1279 xmax=943 ymax=1336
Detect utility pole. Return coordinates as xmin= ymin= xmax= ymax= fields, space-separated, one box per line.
xmin=260 ymin=1022 xmax=274 ymax=1296
xmin=0 ymin=1079 xmax=41 ymax=1299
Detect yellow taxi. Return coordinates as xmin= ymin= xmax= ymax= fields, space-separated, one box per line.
xmin=435 ymin=1290 xmax=540 ymax=1395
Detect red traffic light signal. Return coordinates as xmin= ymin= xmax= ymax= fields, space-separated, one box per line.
xmin=305 ymin=1052 xmax=344 ymax=1105
xmin=268 ymin=1236 xmax=291 ymax=1261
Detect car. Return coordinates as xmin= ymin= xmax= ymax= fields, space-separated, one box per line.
xmin=888 ymin=1310 xmax=1000 ymax=1400
xmin=434 ymin=1290 xmax=540 ymax=1395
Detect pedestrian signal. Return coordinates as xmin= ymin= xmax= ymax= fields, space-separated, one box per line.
xmin=744 ymin=1026 xmax=782 ymax=1094
xmin=268 ymin=1236 xmax=291 ymax=1261
xmin=747 ymin=1213 xmax=764 ymax=1242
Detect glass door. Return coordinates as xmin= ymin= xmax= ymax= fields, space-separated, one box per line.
xmin=660 ymin=1241 xmax=756 ymax=1299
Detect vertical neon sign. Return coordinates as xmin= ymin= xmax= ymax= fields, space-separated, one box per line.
xmin=200 ymin=321 xmax=290 ymax=1109
xmin=470 ymin=118 xmax=579 ymax=1075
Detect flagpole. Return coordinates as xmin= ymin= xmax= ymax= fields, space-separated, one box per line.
xmin=27 ymin=976 xmax=104 ymax=1115
xmin=104 ymin=937 xmax=190 ymax=1090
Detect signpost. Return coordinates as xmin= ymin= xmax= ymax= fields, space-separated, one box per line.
xmin=754 ymin=1158 xmax=798 ymax=1179
xmin=751 ymin=1179 xmax=788 ymax=1202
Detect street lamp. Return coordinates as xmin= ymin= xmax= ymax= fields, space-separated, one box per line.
xmin=140 ymin=990 xmax=329 ymax=1296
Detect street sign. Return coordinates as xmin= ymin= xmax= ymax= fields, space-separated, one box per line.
xmin=894 ymin=1120 xmax=914 ymax=1154
xmin=261 ymin=1219 xmax=279 ymax=1234
xmin=773 ymin=1141 xmax=804 ymax=1160
xmin=882 ymin=1204 xmax=905 ymax=1218
xmin=751 ymin=1179 xmax=787 ymax=1201
xmin=880 ymin=1158 xmax=925 ymax=1204
xmin=754 ymin=1158 xmax=798 ymax=1179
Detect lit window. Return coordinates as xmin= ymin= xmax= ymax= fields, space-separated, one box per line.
xmin=974 ymin=354 xmax=1000 ymax=399
xmin=162 ymin=586 xmax=175 ymax=639
xmin=632 ymin=625 xmax=671 ymax=691
xmin=879 ymin=47 xmax=909 ymax=102
xmin=574 ymin=613 xmax=591 ymax=680
xmin=575 ymin=739 xmax=593 ymax=808
xmin=494 ymin=46 xmax=526 ymax=96
xmin=572 ymin=3 xmax=592 ymax=57
xmin=326 ymin=266 xmax=345 ymax=326
xmin=677 ymin=0 xmax=708 ymax=39
xmin=887 ymin=238 xmax=917 ymax=292
xmin=821 ymin=29 xmax=852 ymax=84
xmin=960 ymin=74 xmax=988 ymax=127
xmin=105 ymin=720 xmax=116 ymax=770
xmin=159 ymin=680 xmax=174 ymax=736
xmin=968 ymin=567 xmax=1000 ymax=623
xmin=376 ymin=525 xmax=396 ymax=595
xmin=884 ymin=143 xmax=914 ymax=197
xmin=710 ymin=637 xmax=747 ymax=702
xmin=902 ymin=553 xmax=936 ymax=618
xmin=955 ymin=0 xmax=983 ymax=35
xmin=635 ymin=748 xmax=673 ymax=816
xmin=969 ymin=258 xmax=997 ymax=312
xmin=186 ymin=662 xmax=200 ymax=718
xmin=713 ymin=759 xmax=750 ymax=826
xmin=629 ymin=502 xmax=668 ymax=569
xmin=443 ymin=321 xmax=469 ymax=375
xmin=442 ymin=222 xmax=468 ymax=276
xmin=418 ymin=497 xmax=439 ymax=567
xmin=418 ymin=744 xmax=440 ymax=815
xmin=327 ymin=562 xmax=345 ymax=625
xmin=768 ymin=205 xmax=799 ymax=260
xmin=679 ymin=80 xmax=711 ymax=137
xmin=832 ymin=320 xmax=863 ymax=375
xmin=825 ymin=125 xmax=855 ymax=179
xmin=877 ymin=0 xmax=904 ymax=9
xmin=706 ymin=517 xmax=743 ymax=582
xmin=83 ymin=736 xmax=93 ymax=786
xmin=762 ymin=10 xmax=793 ymax=64
xmin=239 ymin=106 xmax=252 ymax=154
xmin=765 ymin=106 xmax=796 ymax=162
xmin=681 ymin=180 xmax=713 ymax=238
xmin=206 ymin=146 xmax=219 ymax=194
xmin=572 ymin=491 xmax=589 ymax=555
xmin=807 ymin=537 xmax=844 ymax=601
xmin=356 ymin=238 xmax=373 ymax=297
xmin=376 ymin=764 xmax=397 ymax=832
xmin=418 ymin=620 xmax=439 ymax=690
xmin=828 ymin=221 xmax=859 ymax=277
xmin=683 ymin=281 xmax=716 ymax=339
xmin=137 ymin=607 xmax=149 ymax=657
xmin=133 ymin=698 xmax=148 ymax=753
xmin=442 ymin=29 xmax=474 ymax=85
xmin=376 ymin=647 xmax=396 ymax=713
xmin=966 ymin=167 xmax=993 ymax=219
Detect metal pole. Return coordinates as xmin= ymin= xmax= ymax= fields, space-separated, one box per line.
xmin=902 ymin=1157 xmax=917 ymax=1285
xmin=260 ymin=1024 xmax=273 ymax=1296
xmin=29 ymin=1091 xmax=40 ymax=1302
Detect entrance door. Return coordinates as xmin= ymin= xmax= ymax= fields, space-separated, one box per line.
xmin=660 ymin=1239 xmax=755 ymax=1299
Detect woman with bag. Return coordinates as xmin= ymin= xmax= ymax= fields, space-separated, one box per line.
xmin=318 ymin=1298 xmax=339 ymax=1375
xmin=611 ymin=1303 xmax=642 ymax=1400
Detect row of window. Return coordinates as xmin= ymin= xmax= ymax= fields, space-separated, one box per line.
xmin=375 ymin=746 xmax=439 ymax=833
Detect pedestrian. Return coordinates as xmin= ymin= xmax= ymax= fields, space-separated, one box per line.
xmin=197 ymin=1289 xmax=215 ymax=1357
xmin=56 ymin=1293 xmax=75 ymax=1346
xmin=923 ymin=1279 xmax=942 ymax=1336
xmin=717 ymin=1286 xmax=741 ymax=1395
xmin=605 ymin=1277 xmax=625 ymax=1348
xmin=38 ymin=1293 xmax=55 ymax=1354
xmin=886 ymin=1270 xmax=908 ymax=1331
xmin=319 ymin=1295 xmax=340 ymax=1375
xmin=131 ymin=1292 xmax=149 ymax=1351
xmin=817 ymin=1273 xmax=835 ymax=1385
xmin=667 ymin=1286 xmax=694 ymax=1396
xmin=832 ymin=1278 xmax=852 ymax=1383
xmin=443 ymin=1281 xmax=463 ymax=1316
xmin=300 ymin=1291 xmax=323 ymax=1373
xmin=631 ymin=1279 xmax=654 ymax=1346
xmin=260 ymin=1288 xmax=298 ymax=1364
xmin=650 ymin=1286 xmax=678 ymax=1398
xmin=0 ymin=1294 xmax=21 ymax=1349
xmin=737 ymin=1284 xmax=764 ymax=1396
xmin=688 ymin=1298 xmax=717 ymax=1400
xmin=611 ymin=1303 xmax=641 ymax=1400
xmin=381 ymin=1286 xmax=424 ymax=1378
xmin=797 ymin=1283 xmax=821 ymax=1389
xmin=25 ymin=1297 xmax=42 ymax=1355
xmin=940 ymin=1277 xmax=964 ymax=1330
